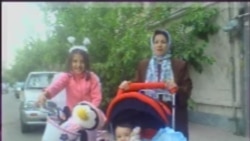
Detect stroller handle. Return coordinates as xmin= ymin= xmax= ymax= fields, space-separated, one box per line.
xmin=117 ymin=82 xmax=178 ymax=96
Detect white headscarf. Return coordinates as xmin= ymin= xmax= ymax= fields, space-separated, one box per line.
xmin=145 ymin=29 xmax=174 ymax=83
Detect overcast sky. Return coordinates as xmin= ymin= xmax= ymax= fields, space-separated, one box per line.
xmin=2 ymin=2 xmax=47 ymax=69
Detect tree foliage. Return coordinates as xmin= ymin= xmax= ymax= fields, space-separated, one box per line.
xmin=5 ymin=2 xmax=219 ymax=109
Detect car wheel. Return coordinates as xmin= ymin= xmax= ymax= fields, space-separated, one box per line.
xmin=21 ymin=120 xmax=30 ymax=133
xmin=20 ymin=104 xmax=29 ymax=133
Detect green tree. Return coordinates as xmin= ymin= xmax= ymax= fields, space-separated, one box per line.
xmin=8 ymin=2 xmax=219 ymax=109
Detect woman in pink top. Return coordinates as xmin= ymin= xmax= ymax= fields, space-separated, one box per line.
xmin=37 ymin=39 xmax=102 ymax=141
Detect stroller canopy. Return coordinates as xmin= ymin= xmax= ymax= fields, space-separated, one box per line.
xmin=106 ymin=91 xmax=171 ymax=130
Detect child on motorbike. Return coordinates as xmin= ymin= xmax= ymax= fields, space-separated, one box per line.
xmin=36 ymin=42 xmax=103 ymax=141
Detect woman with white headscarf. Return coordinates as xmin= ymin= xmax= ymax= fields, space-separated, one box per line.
xmin=119 ymin=29 xmax=193 ymax=140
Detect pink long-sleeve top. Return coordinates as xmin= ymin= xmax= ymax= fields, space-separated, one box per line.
xmin=45 ymin=72 xmax=102 ymax=110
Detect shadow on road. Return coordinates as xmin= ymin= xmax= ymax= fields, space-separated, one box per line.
xmin=26 ymin=126 xmax=45 ymax=134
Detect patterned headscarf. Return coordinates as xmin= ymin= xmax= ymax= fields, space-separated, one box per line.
xmin=145 ymin=29 xmax=174 ymax=83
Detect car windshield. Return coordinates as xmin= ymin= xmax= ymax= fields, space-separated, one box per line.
xmin=26 ymin=73 xmax=55 ymax=89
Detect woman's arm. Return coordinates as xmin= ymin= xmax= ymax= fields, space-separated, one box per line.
xmin=133 ymin=59 xmax=149 ymax=82
xmin=119 ymin=59 xmax=148 ymax=90
xmin=89 ymin=72 xmax=102 ymax=107
xmin=44 ymin=73 xmax=69 ymax=99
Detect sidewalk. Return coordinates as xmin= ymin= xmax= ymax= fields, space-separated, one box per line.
xmin=189 ymin=122 xmax=249 ymax=141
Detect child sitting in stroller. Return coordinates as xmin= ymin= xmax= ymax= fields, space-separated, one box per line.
xmin=114 ymin=123 xmax=141 ymax=141
xmin=115 ymin=123 xmax=134 ymax=141
xmin=105 ymin=82 xmax=177 ymax=141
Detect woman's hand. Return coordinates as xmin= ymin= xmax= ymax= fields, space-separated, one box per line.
xmin=36 ymin=92 xmax=47 ymax=107
xmin=118 ymin=80 xmax=131 ymax=90
xmin=165 ymin=80 xmax=178 ymax=93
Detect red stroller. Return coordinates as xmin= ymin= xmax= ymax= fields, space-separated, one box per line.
xmin=105 ymin=82 xmax=177 ymax=140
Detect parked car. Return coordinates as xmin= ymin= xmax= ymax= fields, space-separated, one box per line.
xmin=19 ymin=71 xmax=58 ymax=133
xmin=14 ymin=82 xmax=24 ymax=99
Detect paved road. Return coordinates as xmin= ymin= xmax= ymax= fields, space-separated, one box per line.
xmin=2 ymin=92 xmax=43 ymax=141
xmin=189 ymin=123 xmax=249 ymax=141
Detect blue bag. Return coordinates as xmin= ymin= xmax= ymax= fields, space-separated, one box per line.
xmin=151 ymin=127 xmax=187 ymax=141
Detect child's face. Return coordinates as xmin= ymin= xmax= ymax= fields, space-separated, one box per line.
xmin=115 ymin=126 xmax=132 ymax=141
xmin=71 ymin=53 xmax=85 ymax=74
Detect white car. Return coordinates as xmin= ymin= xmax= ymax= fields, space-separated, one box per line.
xmin=19 ymin=71 xmax=58 ymax=133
